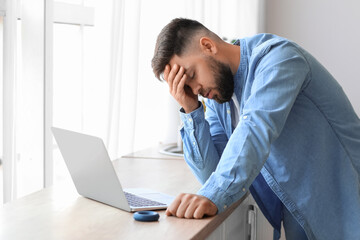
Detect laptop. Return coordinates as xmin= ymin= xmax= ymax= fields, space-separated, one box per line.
xmin=51 ymin=127 xmax=174 ymax=212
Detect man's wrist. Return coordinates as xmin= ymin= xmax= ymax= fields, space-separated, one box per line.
xmin=182 ymin=101 xmax=201 ymax=113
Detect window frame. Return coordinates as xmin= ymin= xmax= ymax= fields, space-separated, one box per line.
xmin=2 ymin=0 xmax=94 ymax=203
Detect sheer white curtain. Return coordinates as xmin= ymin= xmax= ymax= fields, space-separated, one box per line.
xmin=106 ymin=0 xmax=265 ymax=159
xmin=106 ymin=0 xmax=141 ymax=159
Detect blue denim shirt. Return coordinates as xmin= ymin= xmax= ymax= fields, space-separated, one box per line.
xmin=179 ymin=34 xmax=360 ymax=240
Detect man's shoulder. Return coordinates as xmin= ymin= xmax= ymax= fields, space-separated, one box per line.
xmin=243 ymin=33 xmax=288 ymax=46
xmin=241 ymin=33 xmax=307 ymax=67
xmin=242 ymin=33 xmax=293 ymax=54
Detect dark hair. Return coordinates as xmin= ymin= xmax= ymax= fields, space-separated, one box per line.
xmin=151 ymin=18 xmax=212 ymax=80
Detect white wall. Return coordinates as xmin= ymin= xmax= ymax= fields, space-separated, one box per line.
xmin=265 ymin=0 xmax=360 ymax=116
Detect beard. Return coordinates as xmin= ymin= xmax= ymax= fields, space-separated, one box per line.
xmin=207 ymin=57 xmax=234 ymax=104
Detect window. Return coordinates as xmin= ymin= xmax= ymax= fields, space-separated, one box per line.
xmin=52 ymin=0 xmax=111 ymax=185
xmin=0 ymin=15 xmax=4 ymax=204
xmin=1 ymin=0 xmax=99 ymax=202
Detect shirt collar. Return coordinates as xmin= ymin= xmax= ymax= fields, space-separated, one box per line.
xmin=232 ymin=39 xmax=248 ymax=103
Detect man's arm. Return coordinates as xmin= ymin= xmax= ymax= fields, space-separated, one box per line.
xmin=163 ymin=63 xmax=226 ymax=183
xmin=165 ymin=101 xmax=228 ymax=219
xmin=163 ymin=64 xmax=229 ymax=218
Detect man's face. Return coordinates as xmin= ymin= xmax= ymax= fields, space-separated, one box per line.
xmin=169 ymin=54 xmax=234 ymax=104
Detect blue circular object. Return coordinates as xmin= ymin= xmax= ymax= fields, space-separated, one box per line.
xmin=133 ymin=211 xmax=160 ymax=222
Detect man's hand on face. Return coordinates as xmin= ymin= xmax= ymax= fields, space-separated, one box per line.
xmin=163 ymin=64 xmax=200 ymax=113
xmin=165 ymin=193 xmax=218 ymax=219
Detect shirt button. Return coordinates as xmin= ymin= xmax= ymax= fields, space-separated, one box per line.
xmin=188 ymin=118 xmax=192 ymax=122
xmin=193 ymin=141 xmax=196 ymax=145
xmin=224 ymin=205 xmax=227 ymax=209
xmin=242 ymin=188 xmax=246 ymax=192
xmin=243 ymin=115 xmax=248 ymax=120
xmin=227 ymin=109 xmax=231 ymax=114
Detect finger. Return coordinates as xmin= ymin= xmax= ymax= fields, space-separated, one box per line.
xmin=172 ymin=66 xmax=185 ymax=94
xmin=167 ymin=64 xmax=179 ymax=89
xmin=164 ymin=65 xmax=174 ymax=92
xmin=167 ymin=64 xmax=179 ymax=81
xmin=165 ymin=194 xmax=183 ymax=216
xmin=184 ymin=199 xmax=198 ymax=219
xmin=165 ymin=208 xmax=172 ymax=216
xmin=176 ymin=72 xmax=187 ymax=95
xmin=163 ymin=65 xmax=170 ymax=82
xmin=193 ymin=204 xmax=206 ymax=219
xmin=175 ymin=195 xmax=191 ymax=218
xmin=193 ymin=199 xmax=217 ymax=219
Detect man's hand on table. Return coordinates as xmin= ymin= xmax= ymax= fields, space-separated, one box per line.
xmin=165 ymin=193 xmax=218 ymax=219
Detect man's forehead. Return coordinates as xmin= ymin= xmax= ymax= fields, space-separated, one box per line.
xmin=169 ymin=54 xmax=196 ymax=70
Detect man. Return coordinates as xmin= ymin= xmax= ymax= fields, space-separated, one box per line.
xmin=151 ymin=18 xmax=360 ymax=240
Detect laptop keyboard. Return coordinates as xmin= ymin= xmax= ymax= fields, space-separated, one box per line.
xmin=124 ymin=191 xmax=166 ymax=207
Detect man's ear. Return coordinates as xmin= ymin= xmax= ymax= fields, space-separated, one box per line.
xmin=199 ymin=37 xmax=217 ymax=56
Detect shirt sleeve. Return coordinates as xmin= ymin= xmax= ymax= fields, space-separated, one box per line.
xmin=198 ymin=41 xmax=311 ymax=213
xmin=180 ymin=102 xmax=223 ymax=184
